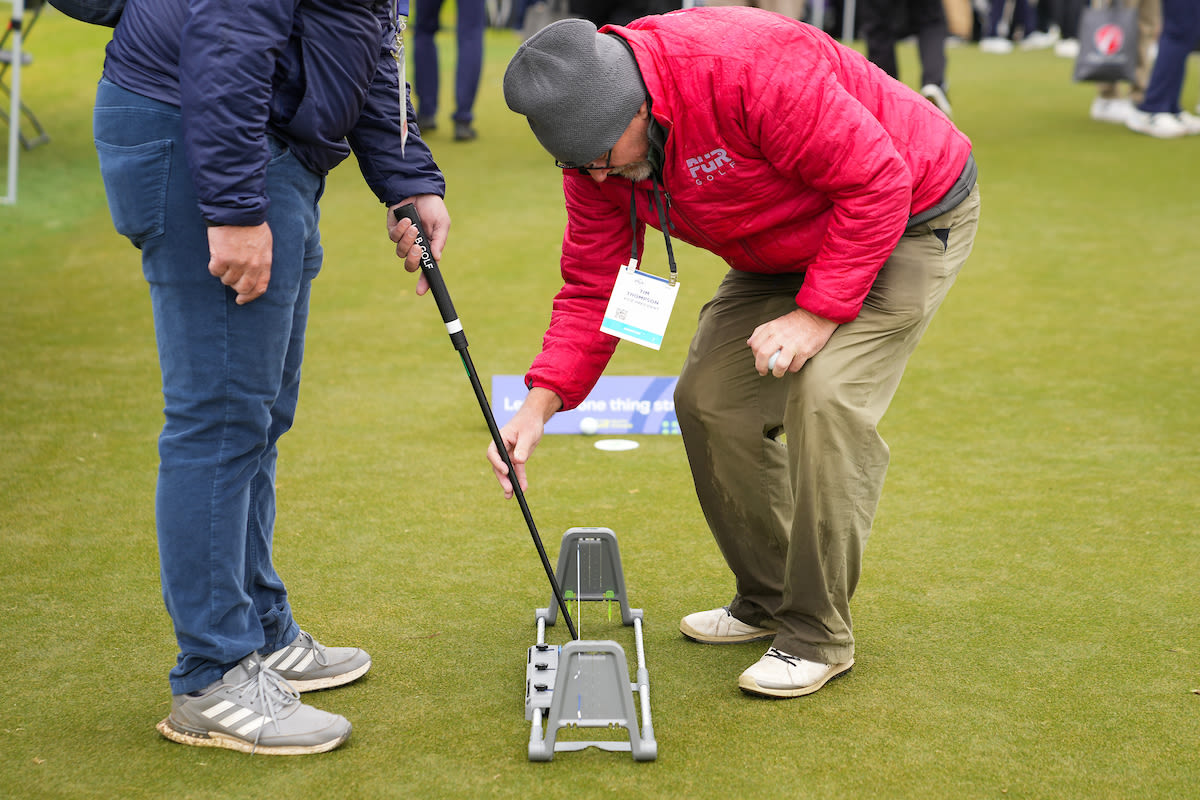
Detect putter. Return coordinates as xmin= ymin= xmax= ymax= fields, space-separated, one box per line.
xmin=394 ymin=204 xmax=578 ymax=640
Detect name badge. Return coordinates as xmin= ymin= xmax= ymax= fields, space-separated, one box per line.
xmin=599 ymin=260 xmax=679 ymax=350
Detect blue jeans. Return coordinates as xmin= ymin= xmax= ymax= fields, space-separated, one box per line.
xmin=93 ymin=78 xmax=324 ymax=695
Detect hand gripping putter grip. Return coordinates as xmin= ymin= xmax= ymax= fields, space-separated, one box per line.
xmin=393 ymin=204 xmax=578 ymax=640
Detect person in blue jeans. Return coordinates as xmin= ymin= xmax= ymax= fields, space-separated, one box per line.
xmin=93 ymin=0 xmax=450 ymax=755
xmin=1126 ymin=0 xmax=1200 ymax=138
xmin=414 ymin=0 xmax=486 ymax=141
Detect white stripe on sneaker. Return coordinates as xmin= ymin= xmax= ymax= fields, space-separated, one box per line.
xmin=291 ymin=652 xmax=316 ymax=673
xmin=274 ymin=648 xmax=305 ymax=672
xmin=235 ymin=716 xmax=267 ymax=737
xmin=201 ymin=700 xmax=235 ymax=720
xmin=219 ymin=707 xmax=255 ymax=726
xmin=202 ymin=701 xmax=267 ymax=736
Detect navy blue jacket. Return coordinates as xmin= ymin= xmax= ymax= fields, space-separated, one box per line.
xmin=103 ymin=0 xmax=443 ymax=226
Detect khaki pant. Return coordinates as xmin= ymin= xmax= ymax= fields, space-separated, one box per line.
xmin=674 ymin=185 xmax=981 ymax=664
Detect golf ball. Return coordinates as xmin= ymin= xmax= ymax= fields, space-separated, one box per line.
xmin=579 ymin=416 xmax=599 ymax=435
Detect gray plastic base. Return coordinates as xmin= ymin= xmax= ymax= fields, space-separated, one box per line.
xmin=525 ymin=528 xmax=657 ymax=762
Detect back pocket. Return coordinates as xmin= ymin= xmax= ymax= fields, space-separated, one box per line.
xmin=95 ymin=138 xmax=172 ymax=249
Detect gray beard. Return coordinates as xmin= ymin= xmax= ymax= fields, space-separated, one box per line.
xmin=610 ymin=160 xmax=654 ymax=182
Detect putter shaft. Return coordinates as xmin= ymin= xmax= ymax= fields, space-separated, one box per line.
xmin=394 ymin=204 xmax=578 ymax=640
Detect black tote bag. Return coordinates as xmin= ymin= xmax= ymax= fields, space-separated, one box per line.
xmin=1073 ymin=4 xmax=1140 ymax=83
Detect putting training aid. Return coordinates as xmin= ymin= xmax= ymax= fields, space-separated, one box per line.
xmin=526 ymin=528 xmax=657 ymax=762
xmin=394 ymin=204 xmax=577 ymax=640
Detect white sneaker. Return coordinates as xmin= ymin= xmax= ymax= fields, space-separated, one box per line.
xmin=1126 ymin=110 xmax=1188 ymax=139
xmin=920 ymin=83 xmax=953 ymax=117
xmin=1175 ymin=111 xmax=1200 ymax=136
xmin=1090 ymin=97 xmax=1135 ymax=125
xmin=979 ymin=37 xmax=1013 ymax=54
xmin=738 ymin=647 xmax=854 ymax=698
xmin=680 ymin=607 xmax=775 ymax=644
xmin=1020 ymin=29 xmax=1059 ymax=50
xmin=1054 ymin=39 xmax=1080 ymax=58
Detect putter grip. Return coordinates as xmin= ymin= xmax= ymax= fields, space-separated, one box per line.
xmin=393 ymin=203 xmax=458 ymax=327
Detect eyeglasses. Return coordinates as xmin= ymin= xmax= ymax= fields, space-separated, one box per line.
xmin=555 ymin=150 xmax=613 ymax=173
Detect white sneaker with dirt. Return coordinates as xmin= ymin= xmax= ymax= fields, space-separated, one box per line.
xmin=1090 ymin=97 xmax=1134 ymax=125
xmin=737 ymin=647 xmax=854 ymax=698
xmin=156 ymin=654 xmax=352 ymax=755
xmin=1126 ymin=110 xmax=1188 ymax=139
xmin=261 ymin=630 xmax=371 ymax=692
xmin=680 ymin=607 xmax=775 ymax=644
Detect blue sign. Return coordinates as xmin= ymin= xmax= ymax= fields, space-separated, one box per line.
xmin=491 ymin=375 xmax=681 ymax=435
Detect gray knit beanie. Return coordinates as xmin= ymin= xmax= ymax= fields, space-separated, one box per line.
xmin=503 ymin=19 xmax=646 ymax=168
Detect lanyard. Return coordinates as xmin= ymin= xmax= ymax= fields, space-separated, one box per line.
xmin=627 ymin=175 xmax=678 ymax=286
xmin=392 ymin=0 xmax=408 ymax=156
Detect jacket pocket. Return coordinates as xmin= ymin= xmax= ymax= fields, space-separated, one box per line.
xmin=95 ymin=138 xmax=172 ymax=249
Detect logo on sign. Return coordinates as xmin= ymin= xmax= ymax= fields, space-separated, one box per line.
xmin=1094 ymin=23 xmax=1125 ymax=56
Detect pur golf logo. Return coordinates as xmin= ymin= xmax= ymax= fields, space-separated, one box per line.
xmin=1093 ymin=23 xmax=1125 ymax=56
xmin=686 ymin=148 xmax=734 ymax=186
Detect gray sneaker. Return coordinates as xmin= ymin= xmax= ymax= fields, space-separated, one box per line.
xmin=260 ymin=631 xmax=371 ymax=692
xmin=156 ymin=655 xmax=352 ymax=755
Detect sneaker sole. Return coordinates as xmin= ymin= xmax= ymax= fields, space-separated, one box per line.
xmin=737 ymin=659 xmax=854 ymax=698
xmin=156 ymin=718 xmax=350 ymax=755
xmin=679 ymin=620 xmax=775 ymax=644
xmin=283 ymin=658 xmax=372 ymax=693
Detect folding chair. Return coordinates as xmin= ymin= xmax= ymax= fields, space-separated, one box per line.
xmin=1 ymin=0 xmax=50 ymax=150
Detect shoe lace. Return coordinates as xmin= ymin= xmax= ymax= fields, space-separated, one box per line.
xmin=297 ymin=630 xmax=330 ymax=667
xmin=232 ymin=655 xmax=301 ymax=754
xmin=764 ymin=647 xmax=801 ymax=667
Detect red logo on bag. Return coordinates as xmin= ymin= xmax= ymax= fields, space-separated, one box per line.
xmin=1094 ymin=24 xmax=1125 ymax=56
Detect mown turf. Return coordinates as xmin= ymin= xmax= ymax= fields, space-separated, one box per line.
xmin=1 ymin=12 xmax=1197 ymax=800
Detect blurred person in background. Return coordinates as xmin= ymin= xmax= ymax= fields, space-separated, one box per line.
xmin=860 ymin=0 xmax=955 ymax=117
xmin=414 ymin=0 xmax=486 ymax=141
xmin=1125 ymin=0 xmax=1200 ymax=137
xmin=979 ymin=0 xmax=1038 ymax=51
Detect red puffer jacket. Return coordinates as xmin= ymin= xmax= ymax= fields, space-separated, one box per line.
xmin=526 ymin=6 xmax=973 ymax=410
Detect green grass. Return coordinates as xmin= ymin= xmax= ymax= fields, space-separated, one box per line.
xmin=3 ymin=13 xmax=1199 ymax=799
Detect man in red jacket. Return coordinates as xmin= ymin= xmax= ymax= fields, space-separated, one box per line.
xmin=493 ymin=8 xmax=980 ymax=697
